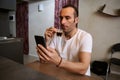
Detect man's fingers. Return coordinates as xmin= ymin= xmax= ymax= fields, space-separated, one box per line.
xmin=47 ymin=47 xmax=56 ymax=53
xmin=37 ymin=45 xmax=50 ymax=61
xmin=38 ymin=53 xmax=46 ymax=61
xmin=47 ymin=27 xmax=57 ymax=33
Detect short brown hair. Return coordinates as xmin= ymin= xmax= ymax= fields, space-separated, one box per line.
xmin=62 ymin=5 xmax=78 ymax=17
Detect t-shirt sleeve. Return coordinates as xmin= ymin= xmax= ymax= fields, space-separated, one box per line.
xmin=80 ymin=33 xmax=93 ymax=53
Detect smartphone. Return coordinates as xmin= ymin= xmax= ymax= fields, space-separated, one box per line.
xmin=34 ymin=35 xmax=46 ymax=48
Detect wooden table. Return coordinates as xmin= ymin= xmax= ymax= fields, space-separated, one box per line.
xmin=26 ymin=60 xmax=103 ymax=80
xmin=0 ymin=56 xmax=57 ymax=80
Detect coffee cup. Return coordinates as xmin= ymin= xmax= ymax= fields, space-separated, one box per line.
xmin=56 ymin=29 xmax=63 ymax=37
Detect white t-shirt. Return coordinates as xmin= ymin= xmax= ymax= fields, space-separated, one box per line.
xmin=49 ymin=29 xmax=93 ymax=76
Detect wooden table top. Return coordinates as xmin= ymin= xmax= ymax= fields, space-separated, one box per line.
xmin=26 ymin=60 xmax=103 ymax=80
xmin=0 ymin=56 xmax=57 ymax=80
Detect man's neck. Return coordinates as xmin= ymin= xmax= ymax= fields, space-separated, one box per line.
xmin=64 ymin=28 xmax=78 ymax=39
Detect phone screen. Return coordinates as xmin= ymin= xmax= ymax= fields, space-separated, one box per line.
xmin=34 ymin=35 xmax=46 ymax=48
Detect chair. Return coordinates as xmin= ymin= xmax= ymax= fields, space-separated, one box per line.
xmin=105 ymin=43 xmax=120 ymax=80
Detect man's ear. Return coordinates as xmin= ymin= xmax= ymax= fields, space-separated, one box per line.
xmin=75 ymin=17 xmax=79 ymax=24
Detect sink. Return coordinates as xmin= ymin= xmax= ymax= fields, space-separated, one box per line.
xmin=0 ymin=37 xmax=7 ymax=40
xmin=0 ymin=37 xmax=15 ymax=42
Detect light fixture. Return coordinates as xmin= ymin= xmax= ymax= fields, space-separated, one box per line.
xmin=38 ymin=4 xmax=44 ymax=12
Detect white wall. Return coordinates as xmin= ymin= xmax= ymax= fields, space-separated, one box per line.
xmin=29 ymin=0 xmax=55 ymax=56
xmin=79 ymin=0 xmax=120 ymax=61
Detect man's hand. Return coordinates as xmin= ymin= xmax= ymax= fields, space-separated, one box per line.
xmin=44 ymin=27 xmax=57 ymax=45
xmin=36 ymin=44 xmax=61 ymax=65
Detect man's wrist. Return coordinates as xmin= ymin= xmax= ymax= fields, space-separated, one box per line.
xmin=56 ymin=57 xmax=62 ymax=67
xmin=46 ymin=39 xmax=52 ymax=46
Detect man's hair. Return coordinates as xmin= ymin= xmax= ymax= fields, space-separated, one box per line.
xmin=62 ymin=4 xmax=78 ymax=17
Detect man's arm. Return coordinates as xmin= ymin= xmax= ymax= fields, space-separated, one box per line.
xmin=37 ymin=44 xmax=91 ymax=75
xmin=59 ymin=51 xmax=91 ymax=75
xmin=44 ymin=27 xmax=57 ymax=46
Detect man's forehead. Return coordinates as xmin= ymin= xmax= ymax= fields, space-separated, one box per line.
xmin=61 ymin=7 xmax=74 ymax=13
xmin=60 ymin=7 xmax=74 ymax=16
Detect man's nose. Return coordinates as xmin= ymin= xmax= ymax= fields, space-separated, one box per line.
xmin=61 ymin=18 xmax=66 ymax=24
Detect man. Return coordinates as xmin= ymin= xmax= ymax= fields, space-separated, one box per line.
xmin=36 ymin=5 xmax=92 ymax=76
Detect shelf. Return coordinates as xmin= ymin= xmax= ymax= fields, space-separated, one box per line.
xmin=98 ymin=4 xmax=120 ymax=17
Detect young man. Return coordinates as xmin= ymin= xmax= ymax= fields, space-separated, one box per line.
xmin=36 ymin=5 xmax=93 ymax=76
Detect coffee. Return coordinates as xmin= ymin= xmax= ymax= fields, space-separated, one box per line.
xmin=57 ymin=32 xmax=62 ymax=36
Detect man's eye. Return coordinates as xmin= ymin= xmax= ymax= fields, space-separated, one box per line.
xmin=65 ymin=16 xmax=70 ymax=20
xmin=60 ymin=16 xmax=63 ymax=20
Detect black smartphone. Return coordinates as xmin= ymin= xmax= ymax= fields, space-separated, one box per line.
xmin=34 ymin=35 xmax=46 ymax=48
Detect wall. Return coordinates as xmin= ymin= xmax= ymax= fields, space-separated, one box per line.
xmin=0 ymin=11 xmax=16 ymax=37
xmin=0 ymin=0 xmax=16 ymax=37
xmin=0 ymin=11 xmax=9 ymax=37
xmin=28 ymin=0 xmax=120 ymax=61
xmin=9 ymin=11 xmax=16 ymax=37
xmin=79 ymin=0 xmax=120 ymax=61
xmin=0 ymin=0 xmax=16 ymax=10
xmin=29 ymin=0 xmax=55 ymax=56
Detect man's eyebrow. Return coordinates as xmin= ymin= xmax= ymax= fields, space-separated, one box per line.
xmin=59 ymin=16 xmax=70 ymax=18
xmin=65 ymin=16 xmax=70 ymax=18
